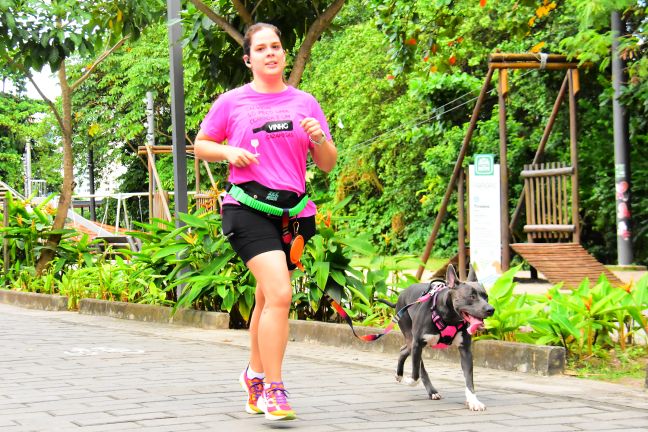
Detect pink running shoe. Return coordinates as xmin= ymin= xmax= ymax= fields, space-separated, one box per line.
xmin=257 ymin=381 xmax=296 ymax=421
xmin=239 ymin=367 xmax=264 ymax=414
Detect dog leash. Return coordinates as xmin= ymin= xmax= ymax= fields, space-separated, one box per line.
xmin=286 ymin=228 xmax=449 ymax=342
xmin=323 ymin=280 xmax=447 ymax=342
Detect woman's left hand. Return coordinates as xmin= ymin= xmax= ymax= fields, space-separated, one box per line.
xmin=300 ymin=117 xmax=325 ymax=144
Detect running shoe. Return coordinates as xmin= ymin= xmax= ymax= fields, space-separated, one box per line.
xmin=257 ymin=381 xmax=296 ymax=421
xmin=239 ymin=367 xmax=264 ymax=414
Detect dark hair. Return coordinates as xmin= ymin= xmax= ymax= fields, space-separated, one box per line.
xmin=243 ymin=23 xmax=282 ymax=56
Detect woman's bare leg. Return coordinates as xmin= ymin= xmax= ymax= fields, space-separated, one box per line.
xmin=248 ymin=287 xmax=265 ymax=373
xmin=246 ymin=250 xmax=292 ymax=383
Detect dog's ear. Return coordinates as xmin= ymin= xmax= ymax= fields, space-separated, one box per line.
xmin=446 ymin=264 xmax=458 ymax=288
xmin=467 ymin=265 xmax=478 ymax=282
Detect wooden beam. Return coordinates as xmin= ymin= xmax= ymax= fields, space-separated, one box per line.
xmin=137 ymin=145 xmax=195 ymax=155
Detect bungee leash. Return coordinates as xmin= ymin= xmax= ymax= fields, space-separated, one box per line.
xmin=323 ymin=284 xmax=441 ymax=342
xmin=288 ymin=235 xmax=447 ymax=342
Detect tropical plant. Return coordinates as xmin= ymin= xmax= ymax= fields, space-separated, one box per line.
xmin=480 ymin=265 xmax=539 ymax=342
xmin=481 ymin=268 xmax=648 ymax=359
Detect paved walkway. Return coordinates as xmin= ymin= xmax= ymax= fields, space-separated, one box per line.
xmin=1 ymin=302 xmax=647 ymax=432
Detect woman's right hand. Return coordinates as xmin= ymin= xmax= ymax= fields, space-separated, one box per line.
xmin=226 ymin=146 xmax=259 ymax=167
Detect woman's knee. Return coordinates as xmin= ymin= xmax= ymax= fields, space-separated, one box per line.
xmin=262 ymin=284 xmax=292 ymax=309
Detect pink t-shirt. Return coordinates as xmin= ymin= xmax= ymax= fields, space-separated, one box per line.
xmin=200 ymin=84 xmax=330 ymax=217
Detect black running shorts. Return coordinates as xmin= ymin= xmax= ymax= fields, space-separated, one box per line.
xmin=221 ymin=204 xmax=316 ymax=270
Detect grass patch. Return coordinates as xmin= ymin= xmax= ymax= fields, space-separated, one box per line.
xmin=566 ymin=345 xmax=648 ymax=387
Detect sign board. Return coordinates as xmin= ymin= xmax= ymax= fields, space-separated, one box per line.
xmin=469 ymin=155 xmax=501 ymax=287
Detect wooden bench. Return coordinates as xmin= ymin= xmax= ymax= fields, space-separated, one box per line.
xmin=521 ymin=162 xmax=577 ymax=242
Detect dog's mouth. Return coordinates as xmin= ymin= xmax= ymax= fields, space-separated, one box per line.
xmin=461 ymin=312 xmax=484 ymax=335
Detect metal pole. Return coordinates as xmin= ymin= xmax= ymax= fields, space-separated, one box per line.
xmin=3 ymin=198 xmax=8 ymax=280
xmin=167 ymin=0 xmax=188 ymax=300
xmin=88 ymin=146 xmax=96 ymax=221
xmin=611 ymin=11 xmax=633 ymax=264
xmin=24 ymin=138 xmax=32 ymax=197
xmin=167 ymin=0 xmax=188 ymax=223
xmin=146 ymin=91 xmax=156 ymax=223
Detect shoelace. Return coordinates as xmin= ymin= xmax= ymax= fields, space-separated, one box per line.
xmin=267 ymin=385 xmax=289 ymax=405
xmin=249 ymin=379 xmax=264 ymax=397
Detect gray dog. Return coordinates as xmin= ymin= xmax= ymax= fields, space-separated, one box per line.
xmin=379 ymin=264 xmax=495 ymax=410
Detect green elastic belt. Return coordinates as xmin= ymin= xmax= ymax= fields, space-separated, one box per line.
xmin=228 ymin=184 xmax=309 ymax=217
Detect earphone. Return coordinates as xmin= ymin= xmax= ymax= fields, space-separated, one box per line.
xmin=245 ymin=58 xmax=251 ymax=66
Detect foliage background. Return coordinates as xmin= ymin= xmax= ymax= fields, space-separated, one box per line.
xmin=1 ymin=0 xmax=646 ymax=265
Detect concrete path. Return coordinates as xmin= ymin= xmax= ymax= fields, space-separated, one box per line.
xmin=1 ymin=302 xmax=647 ymax=432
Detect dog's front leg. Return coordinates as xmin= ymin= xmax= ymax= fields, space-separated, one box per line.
xmin=403 ymin=339 xmax=423 ymax=386
xmin=459 ymin=340 xmax=485 ymax=411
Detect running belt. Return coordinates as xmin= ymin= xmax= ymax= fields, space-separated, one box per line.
xmin=227 ymin=183 xmax=309 ymax=217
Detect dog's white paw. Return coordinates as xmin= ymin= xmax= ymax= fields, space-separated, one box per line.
xmin=395 ymin=374 xmax=403 ymax=382
xmin=465 ymin=388 xmax=486 ymax=411
xmin=430 ymin=392 xmax=442 ymax=400
xmin=403 ymin=377 xmax=419 ymax=386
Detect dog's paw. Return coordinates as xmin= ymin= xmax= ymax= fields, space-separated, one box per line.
xmin=403 ymin=377 xmax=419 ymax=386
xmin=466 ymin=400 xmax=486 ymax=411
xmin=395 ymin=374 xmax=403 ymax=383
xmin=465 ymin=388 xmax=486 ymax=411
xmin=429 ymin=392 xmax=442 ymax=400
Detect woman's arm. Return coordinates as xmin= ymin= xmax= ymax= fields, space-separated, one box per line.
xmin=300 ymin=117 xmax=337 ymax=173
xmin=194 ymin=129 xmax=258 ymax=167
xmin=310 ymin=138 xmax=337 ymax=173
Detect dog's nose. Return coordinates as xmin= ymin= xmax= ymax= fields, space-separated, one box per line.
xmin=485 ymin=305 xmax=495 ymax=317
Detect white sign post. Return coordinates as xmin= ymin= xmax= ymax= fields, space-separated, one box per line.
xmin=469 ymin=154 xmax=502 ymax=287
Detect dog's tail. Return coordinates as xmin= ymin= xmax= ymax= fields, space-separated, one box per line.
xmin=376 ymin=298 xmax=397 ymax=308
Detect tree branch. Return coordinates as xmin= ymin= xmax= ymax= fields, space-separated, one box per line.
xmin=188 ymin=0 xmax=244 ymax=46
xmin=1 ymin=51 xmax=65 ymax=130
xmin=250 ymin=0 xmax=265 ymax=17
xmin=70 ymin=36 xmax=130 ymax=92
xmin=26 ymin=73 xmax=65 ymax=130
xmin=231 ymin=0 xmax=253 ymax=25
xmin=288 ymin=0 xmax=346 ymax=86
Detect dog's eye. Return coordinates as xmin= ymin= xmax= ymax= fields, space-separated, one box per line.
xmin=470 ymin=294 xmax=477 ymax=300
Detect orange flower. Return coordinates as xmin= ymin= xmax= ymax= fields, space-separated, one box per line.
xmin=480 ymin=0 xmax=487 ymax=7
xmin=405 ymin=38 xmax=417 ymax=46
xmin=449 ymin=55 xmax=457 ymax=65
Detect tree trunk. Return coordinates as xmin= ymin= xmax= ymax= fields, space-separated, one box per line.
xmin=36 ymin=62 xmax=75 ymax=275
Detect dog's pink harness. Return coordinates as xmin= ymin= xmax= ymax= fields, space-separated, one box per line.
xmin=428 ymin=282 xmax=465 ymax=349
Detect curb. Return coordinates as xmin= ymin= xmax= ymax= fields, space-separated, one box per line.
xmin=1 ymin=290 xmax=566 ymax=376
xmin=288 ymin=320 xmax=565 ymax=376
xmin=78 ymin=299 xmax=230 ymax=330
xmin=0 ymin=289 xmax=68 ymax=311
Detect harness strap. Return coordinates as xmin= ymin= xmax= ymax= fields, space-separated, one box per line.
xmin=228 ymin=183 xmax=309 ymax=217
xmin=429 ymin=285 xmax=465 ymax=348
